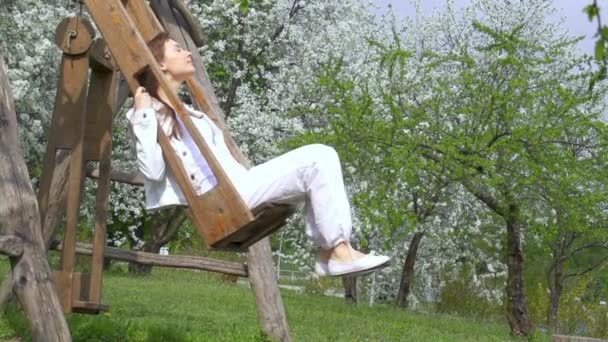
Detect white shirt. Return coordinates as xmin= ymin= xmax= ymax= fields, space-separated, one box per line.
xmin=126 ymin=100 xmax=249 ymax=210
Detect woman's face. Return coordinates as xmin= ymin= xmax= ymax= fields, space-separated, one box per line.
xmin=159 ymin=39 xmax=195 ymax=81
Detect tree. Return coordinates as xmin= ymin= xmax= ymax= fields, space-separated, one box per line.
xmin=530 ymin=128 xmax=608 ymax=332
xmin=412 ymin=17 xmax=607 ymax=337
xmin=308 ymin=0 xmax=608 ymax=336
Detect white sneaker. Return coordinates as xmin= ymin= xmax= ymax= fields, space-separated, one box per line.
xmin=315 ymin=254 xmax=390 ymax=277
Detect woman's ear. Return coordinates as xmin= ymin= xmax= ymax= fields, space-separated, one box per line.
xmin=158 ymin=61 xmax=168 ymax=72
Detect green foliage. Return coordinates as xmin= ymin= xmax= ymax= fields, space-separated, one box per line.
xmin=557 ymin=274 xmax=608 ymax=338
xmin=436 ymin=265 xmax=504 ymax=320
xmin=584 ymin=1 xmax=608 ymax=87
xmin=305 ymin=1 xmax=608 ymax=334
xmin=302 ymin=276 xmax=341 ymax=296
xmin=526 ymin=281 xmax=550 ymax=327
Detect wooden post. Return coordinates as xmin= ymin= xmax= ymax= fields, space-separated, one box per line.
xmin=149 ymin=2 xmax=291 ymax=340
xmin=84 ymin=67 xmax=120 ymax=304
xmin=0 ymin=50 xmax=71 ymax=341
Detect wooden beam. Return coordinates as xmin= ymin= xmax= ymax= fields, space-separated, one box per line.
xmin=0 ymin=235 xmax=24 ymax=257
xmin=122 ymin=0 xmax=164 ymax=43
xmin=86 ymin=166 xmax=144 ymax=186
xmin=89 ymin=39 xmax=115 ymax=72
xmin=171 ymin=0 xmax=206 ymax=47
xmin=85 ymin=67 xmax=119 ymax=304
xmin=50 ymin=240 xmax=248 ymax=277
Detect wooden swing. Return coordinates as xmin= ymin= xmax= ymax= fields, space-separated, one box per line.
xmin=38 ymin=0 xmax=295 ymax=315
xmin=85 ymin=0 xmax=295 ymax=251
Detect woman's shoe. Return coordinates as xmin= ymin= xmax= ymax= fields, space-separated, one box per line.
xmin=315 ymin=254 xmax=390 ymax=277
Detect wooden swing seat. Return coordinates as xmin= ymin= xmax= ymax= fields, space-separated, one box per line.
xmin=87 ymin=167 xmax=296 ymax=251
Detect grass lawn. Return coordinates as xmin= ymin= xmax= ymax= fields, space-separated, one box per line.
xmin=0 ymin=260 xmax=548 ymax=341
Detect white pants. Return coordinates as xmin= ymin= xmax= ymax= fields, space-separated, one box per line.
xmin=241 ymin=144 xmax=352 ymax=250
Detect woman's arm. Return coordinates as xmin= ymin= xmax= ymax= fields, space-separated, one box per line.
xmin=127 ymin=107 xmax=166 ymax=181
xmin=126 ymin=87 xmax=166 ymax=181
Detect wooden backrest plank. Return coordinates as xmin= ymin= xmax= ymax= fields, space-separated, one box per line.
xmin=84 ymin=0 xmax=150 ymax=88
xmin=122 ymin=0 xmax=164 ymax=43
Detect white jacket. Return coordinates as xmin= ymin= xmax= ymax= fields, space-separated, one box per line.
xmin=126 ymin=99 xmax=249 ymax=210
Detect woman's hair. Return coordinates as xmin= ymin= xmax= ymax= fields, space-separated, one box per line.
xmin=135 ymin=32 xmax=181 ymax=139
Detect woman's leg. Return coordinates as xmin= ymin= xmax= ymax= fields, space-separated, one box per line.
xmin=242 ymin=144 xmax=352 ymax=250
xmin=242 ymin=144 xmax=390 ymax=276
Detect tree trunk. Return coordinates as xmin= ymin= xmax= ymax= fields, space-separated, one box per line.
xmin=547 ymin=250 xmax=565 ymax=333
xmin=0 ymin=50 xmax=71 ymax=340
xmin=128 ymin=207 xmax=187 ymax=275
xmin=395 ymin=231 xmax=425 ymax=308
xmin=342 ymin=276 xmax=358 ymax=303
xmin=128 ymin=242 xmax=162 ymax=275
xmin=505 ymin=206 xmax=533 ymax=336
xmin=548 ymin=269 xmax=563 ymax=333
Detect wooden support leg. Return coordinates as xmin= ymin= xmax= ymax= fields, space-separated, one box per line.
xmin=37 ymin=137 xmax=59 ymax=226
xmin=58 ymin=126 xmax=87 ymax=312
xmin=46 ymin=51 xmax=91 ymax=313
xmin=85 ymin=68 xmax=119 ymax=304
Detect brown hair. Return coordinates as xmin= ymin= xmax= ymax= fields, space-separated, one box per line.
xmin=135 ymin=32 xmax=181 ymax=139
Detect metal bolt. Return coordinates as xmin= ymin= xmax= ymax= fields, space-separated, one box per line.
xmin=66 ymin=30 xmax=78 ymax=50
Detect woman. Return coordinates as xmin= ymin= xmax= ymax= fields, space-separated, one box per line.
xmin=127 ymin=32 xmax=389 ymax=277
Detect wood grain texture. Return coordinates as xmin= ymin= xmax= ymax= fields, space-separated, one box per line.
xmin=50 ymin=240 xmax=248 ymax=277
xmin=85 ymin=68 xmax=119 ymax=304
xmin=86 ymin=166 xmax=145 ymax=186
xmin=123 ymin=0 xmax=164 ymax=43
xmin=0 ymin=235 xmax=24 ymax=257
xmin=85 ymin=0 xmax=255 ymax=248
xmin=0 ymin=49 xmax=71 ymax=341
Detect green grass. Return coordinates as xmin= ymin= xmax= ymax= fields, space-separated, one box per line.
xmin=0 ymin=261 xmax=548 ymax=341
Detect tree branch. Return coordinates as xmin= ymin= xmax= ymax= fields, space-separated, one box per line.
xmin=564 ymin=255 xmax=608 ymax=280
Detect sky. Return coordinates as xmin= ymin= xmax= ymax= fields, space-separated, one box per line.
xmin=373 ymin=0 xmax=607 ymax=56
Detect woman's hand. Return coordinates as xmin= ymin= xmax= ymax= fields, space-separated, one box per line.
xmin=134 ymin=86 xmax=152 ymax=111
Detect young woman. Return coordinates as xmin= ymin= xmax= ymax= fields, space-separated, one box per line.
xmin=127 ymin=32 xmax=389 ymax=277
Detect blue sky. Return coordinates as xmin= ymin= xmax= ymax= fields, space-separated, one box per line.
xmin=373 ymin=0 xmax=606 ymax=56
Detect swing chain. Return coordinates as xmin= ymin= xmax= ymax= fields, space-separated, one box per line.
xmin=67 ymin=0 xmax=84 ymax=51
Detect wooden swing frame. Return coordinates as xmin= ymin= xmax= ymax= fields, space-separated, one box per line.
xmin=38 ymin=0 xmax=295 ymax=315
